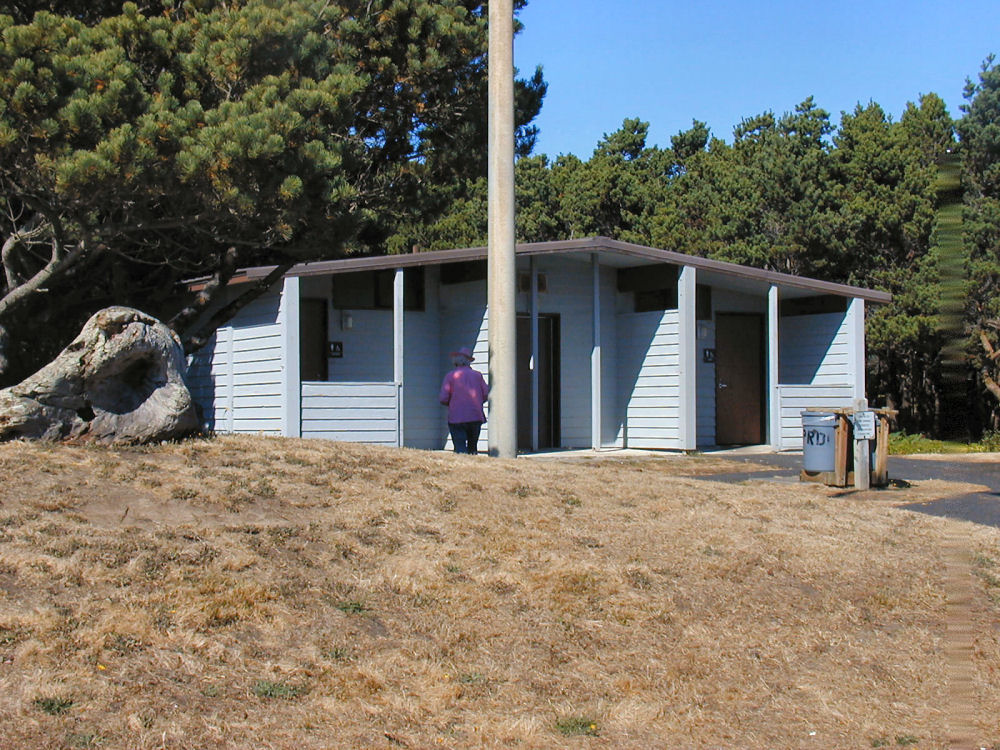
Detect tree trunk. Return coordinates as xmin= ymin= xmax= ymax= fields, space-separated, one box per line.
xmin=0 ymin=307 xmax=199 ymax=443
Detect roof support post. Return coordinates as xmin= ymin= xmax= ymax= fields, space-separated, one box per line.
xmin=530 ymin=256 xmax=539 ymax=452
xmin=487 ymin=0 xmax=516 ymax=458
xmin=280 ymin=275 xmax=301 ymax=438
xmin=591 ymin=253 xmax=602 ymax=450
xmin=768 ymin=284 xmax=781 ymax=450
xmin=848 ymin=297 xmax=866 ymax=400
xmin=678 ymin=265 xmax=697 ymax=451
xmin=394 ymin=267 xmax=404 ymax=448
xmin=225 ymin=328 xmax=235 ymax=434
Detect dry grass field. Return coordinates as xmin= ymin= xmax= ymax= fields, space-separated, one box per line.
xmin=0 ymin=435 xmax=999 ymax=749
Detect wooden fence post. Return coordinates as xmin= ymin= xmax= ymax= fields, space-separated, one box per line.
xmin=873 ymin=413 xmax=890 ymax=487
xmin=834 ymin=413 xmax=849 ymax=487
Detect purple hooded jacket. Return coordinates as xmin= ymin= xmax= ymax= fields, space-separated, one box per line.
xmin=439 ymin=365 xmax=490 ymax=423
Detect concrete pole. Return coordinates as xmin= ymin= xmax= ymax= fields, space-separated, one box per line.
xmin=487 ymin=0 xmax=517 ymax=458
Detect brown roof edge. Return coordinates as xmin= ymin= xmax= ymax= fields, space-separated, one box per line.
xmin=236 ymin=236 xmax=891 ymax=304
xmin=246 ymin=237 xmax=604 ymax=279
xmin=596 ymin=239 xmax=893 ymax=304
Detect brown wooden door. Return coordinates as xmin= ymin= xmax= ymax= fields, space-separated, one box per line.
xmin=715 ymin=313 xmax=764 ymax=445
xmin=517 ymin=315 xmax=559 ymax=451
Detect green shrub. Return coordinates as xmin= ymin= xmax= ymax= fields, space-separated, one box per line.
xmin=974 ymin=430 xmax=1000 ymax=452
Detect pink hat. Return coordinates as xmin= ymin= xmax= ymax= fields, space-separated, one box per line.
xmin=450 ymin=346 xmax=475 ymax=361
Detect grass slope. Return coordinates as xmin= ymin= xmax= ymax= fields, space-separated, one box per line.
xmin=0 ymin=436 xmax=999 ymax=748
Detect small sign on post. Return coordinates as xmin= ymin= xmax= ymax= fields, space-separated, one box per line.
xmin=852 ymin=411 xmax=876 ymax=440
xmin=852 ymin=403 xmax=873 ymax=490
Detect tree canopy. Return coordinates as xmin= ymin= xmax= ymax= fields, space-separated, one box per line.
xmin=958 ymin=55 xmax=1000 ymax=416
xmin=399 ymin=92 xmax=964 ymax=433
xmin=0 ymin=0 xmax=545 ymax=383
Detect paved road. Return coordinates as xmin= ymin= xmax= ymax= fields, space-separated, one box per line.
xmin=699 ymin=452 xmax=1000 ymax=528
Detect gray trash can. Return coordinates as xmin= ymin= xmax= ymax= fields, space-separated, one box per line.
xmin=801 ymin=412 xmax=837 ymax=472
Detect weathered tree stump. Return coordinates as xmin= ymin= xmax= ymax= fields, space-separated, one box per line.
xmin=0 ymin=307 xmax=199 ymax=443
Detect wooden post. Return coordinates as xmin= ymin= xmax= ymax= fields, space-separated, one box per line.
xmin=853 ymin=398 xmax=871 ymax=491
xmin=854 ymin=438 xmax=871 ymax=490
xmin=834 ymin=413 xmax=849 ymax=487
xmin=873 ymin=413 xmax=890 ymax=487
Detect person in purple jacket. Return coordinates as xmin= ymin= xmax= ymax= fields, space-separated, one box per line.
xmin=439 ymin=346 xmax=490 ymax=454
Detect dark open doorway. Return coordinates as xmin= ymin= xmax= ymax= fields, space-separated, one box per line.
xmin=715 ymin=313 xmax=764 ymax=445
xmin=516 ymin=314 xmax=560 ymax=451
xmin=300 ymin=298 xmax=329 ymax=382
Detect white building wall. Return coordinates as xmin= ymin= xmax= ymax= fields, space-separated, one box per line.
xmin=307 ymin=270 xmax=441 ymax=448
xmin=600 ymin=266 xmax=620 ymax=448
xmin=230 ymin=290 xmax=284 ymax=434
xmin=435 ymin=256 xmax=620 ymax=452
xmin=185 ymin=287 xmax=284 ymax=435
xmin=615 ymin=309 xmax=682 ymax=449
xmin=185 ymin=289 xmax=288 ymax=435
xmin=522 ymin=258 xmax=599 ymax=448
xmin=186 ymin=326 xmax=232 ymax=433
xmin=403 ymin=267 xmax=443 ymax=449
xmin=777 ymin=309 xmax=856 ymax=449
xmin=324 ymin=308 xmax=394 ymax=382
xmin=301 ymin=382 xmax=399 ymax=445
xmin=779 ymin=311 xmax=851 ymax=385
xmin=439 ymin=276 xmax=490 ymax=452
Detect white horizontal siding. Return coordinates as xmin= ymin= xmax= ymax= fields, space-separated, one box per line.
xmin=186 ymin=327 xmax=231 ymax=432
xmin=186 ymin=290 xmax=284 ymax=436
xmin=439 ymin=288 xmax=489 ymax=453
xmin=403 ymin=268 xmax=443 ymax=450
xmin=779 ymin=312 xmax=850 ymax=386
xmin=617 ymin=309 xmax=683 ymax=449
xmin=541 ymin=260 xmax=594 ymax=448
xmin=301 ymin=382 xmax=399 ymax=446
xmin=777 ymin=384 xmax=854 ymax=450
xmin=230 ymin=292 xmax=284 ymax=435
xmin=777 ymin=311 xmax=856 ymax=450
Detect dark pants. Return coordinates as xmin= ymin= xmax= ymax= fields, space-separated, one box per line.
xmin=449 ymin=421 xmax=483 ymax=454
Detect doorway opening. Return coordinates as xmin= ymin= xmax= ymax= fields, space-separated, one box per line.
xmin=516 ymin=314 xmax=560 ymax=451
xmin=300 ymin=298 xmax=329 ymax=382
xmin=714 ymin=313 xmax=764 ymax=445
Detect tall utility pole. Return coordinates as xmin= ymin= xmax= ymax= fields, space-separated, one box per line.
xmin=487 ymin=0 xmax=517 ymax=458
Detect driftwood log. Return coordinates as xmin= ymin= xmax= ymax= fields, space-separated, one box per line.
xmin=0 ymin=307 xmax=199 ymax=443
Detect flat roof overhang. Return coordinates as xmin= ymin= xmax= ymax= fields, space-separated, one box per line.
xmin=223 ymin=237 xmax=891 ymax=304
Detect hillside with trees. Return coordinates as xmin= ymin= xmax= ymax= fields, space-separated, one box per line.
xmin=0 ymin=0 xmax=998 ymax=440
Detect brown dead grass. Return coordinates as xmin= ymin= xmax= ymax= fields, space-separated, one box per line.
xmin=0 ymin=436 xmax=998 ymax=748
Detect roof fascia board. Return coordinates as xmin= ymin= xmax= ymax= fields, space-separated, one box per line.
xmin=598 ymin=239 xmax=892 ymax=303
xmin=240 ymin=236 xmax=890 ymax=303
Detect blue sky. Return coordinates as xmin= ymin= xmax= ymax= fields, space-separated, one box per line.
xmin=513 ymin=0 xmax=1000 ymax=158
